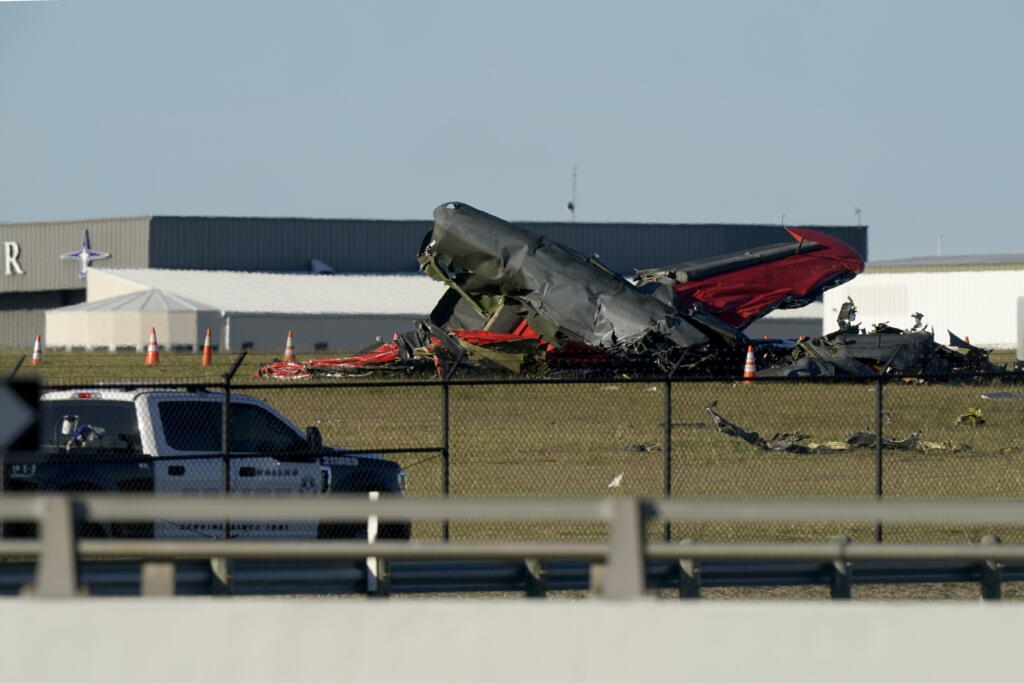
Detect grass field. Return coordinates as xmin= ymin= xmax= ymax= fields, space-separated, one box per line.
xmin=5 ymin=349 xmax=1024 ymax=546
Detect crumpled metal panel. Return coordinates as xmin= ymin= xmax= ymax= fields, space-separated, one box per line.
xmin=637 ymin=227 xmax=865 ymax=329
xmin=423 ymin=202 xmax=710 ymax=353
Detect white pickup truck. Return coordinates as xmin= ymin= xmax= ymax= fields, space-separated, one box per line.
xmin=2 ymin=387 xmax=408 ymax=540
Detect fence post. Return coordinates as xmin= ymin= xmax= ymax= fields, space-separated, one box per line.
xmin=439 ymin=350 xmax=463 ymax=543
xmin=440 ymin=379 xmax=450 ymax=542
xmin=221 ymin=351 xmax=249 ymax=499
xmin=662 ymin=356 xmax=684 ymax=543
xmin=33 ymin=496 xmax=79 ymax=597
xmin=874 ymin=374 xmax=884 ymax=543
xmin=214 ymin=351 xmax=247 ymax=594
xmin=663 ymin=376 xmax=672 ymax=542
xmin=979 ymin=534 xmax=1003 ymax=600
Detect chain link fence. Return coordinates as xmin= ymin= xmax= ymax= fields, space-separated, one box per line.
xmin=5 ymin=365 xmax=1023 ymax=545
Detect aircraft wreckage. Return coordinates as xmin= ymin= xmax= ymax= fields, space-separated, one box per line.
xmin=257 ymin=202 xmax=1012 ymax=380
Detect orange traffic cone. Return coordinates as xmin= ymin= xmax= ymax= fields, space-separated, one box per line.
xmin=283 ymin=330 xmax=297 ymax=363
xmin=145 ymin=327 xmax=160 ymax=366
xmin=201 ymin=328 xmax=213 ymax=367
xmin=31 ymin=335 xmax=43 ymax=365
xmin=742 ymin=344 xmax=757 ymax=384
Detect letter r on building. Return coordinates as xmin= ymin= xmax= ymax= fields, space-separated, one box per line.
xmin=3 ymin=242 xmax=25 ymax=275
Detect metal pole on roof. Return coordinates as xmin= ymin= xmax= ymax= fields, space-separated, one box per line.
xmin=566 ymin=165 xmax=577 ymax=223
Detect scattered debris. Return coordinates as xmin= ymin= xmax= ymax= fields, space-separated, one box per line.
xmin=607 ymin=473 xmax=624 ymax=488
xmin=625 ymin=443 xmax=661 ymax=453
xmin=919 ymin=440 xmax=973 ymax=454
xmin=804 ymin=441 xmax=853 ymax=452
xmin=844 ymin=431 xmax=921 ymax=450
xmin=954 ymin=408 xmax=986 ymax=427
xmin=758 ymin=307 xmax=1012 ymax=379
xmin=982 ymin=392 xmax=1024 ymax=400
xmin=707 ymin=403 xmax=972 ymax=454
xmin=705 ymin=402 xmax=812 ymax=453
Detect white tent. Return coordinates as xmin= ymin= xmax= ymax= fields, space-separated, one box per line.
xmin=46 ymin=289 xmax=220 ymax=350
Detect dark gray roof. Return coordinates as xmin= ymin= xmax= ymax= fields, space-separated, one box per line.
xmin=148 ymin=216 xmax=867 ymax=275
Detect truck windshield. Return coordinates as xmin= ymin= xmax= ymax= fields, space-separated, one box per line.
xmin=158 ymin=401 xmax=306 ymax=453
xmin=39 ymin=400 xmax=141 ymax=451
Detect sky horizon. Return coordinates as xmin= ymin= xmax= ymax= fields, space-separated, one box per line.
xmin=2 ymin=1 xmax=1022 ymax=261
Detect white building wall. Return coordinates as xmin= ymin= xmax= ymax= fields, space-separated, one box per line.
xmin=86 ymin=269 xmax=151 ymax=301
xmin=224 ymin=314 xmax=422 ymax=353
xmin=824 ymin=270 xmax=1024 ymax=348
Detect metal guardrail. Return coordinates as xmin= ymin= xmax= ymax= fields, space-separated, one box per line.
xmin=2 ymin=495 xmax=1024 ymax=599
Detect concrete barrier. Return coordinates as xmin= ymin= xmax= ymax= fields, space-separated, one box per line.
xmin=0 ymin=600 xmax=1020 ymax=683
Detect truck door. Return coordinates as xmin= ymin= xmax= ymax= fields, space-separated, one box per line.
xmin=151 ymin=399 xmax=320 ymax=539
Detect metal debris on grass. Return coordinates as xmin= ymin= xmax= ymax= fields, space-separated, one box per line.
xmin=954 ymin=408 xmax=986 ymax=426
xmin=706 ymin=402 xmax=972 ymax=454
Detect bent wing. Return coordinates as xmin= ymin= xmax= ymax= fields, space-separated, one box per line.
xmin=635 ymin=227 xmax=864 ymax=329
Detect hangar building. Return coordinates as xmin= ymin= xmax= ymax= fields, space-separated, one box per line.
xmin=823 ymin=254 xmax=1024 ymax=355
xmin=1 ymin=215 xmax=868 ymax=350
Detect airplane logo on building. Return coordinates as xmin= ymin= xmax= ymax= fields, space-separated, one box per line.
xmin=61 ymin=230 xmax=110 ymax=278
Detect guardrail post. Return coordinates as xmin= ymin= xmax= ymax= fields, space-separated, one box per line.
xmin=829 ymin=534 xmax=852 ymax=599
xmin=980 ymin=534 xmax=1003 ymax=600
xmin=372 ymin=559 xmax=391 ymax=598
xmin=141 ymin=562 xmax=177 ymax=597
xmin=33 ymin=496 xmax=79 ymax=597
xmin=524 ymin=558 xmax=546 ymax=597
xmin=677 ymin=539 xmax=701 ymax=599
xmin=600 ymin=497 xmax=647 ymax=599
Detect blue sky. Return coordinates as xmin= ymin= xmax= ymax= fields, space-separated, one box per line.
xmin=1 ymin=0 xmax=1021 ymax=260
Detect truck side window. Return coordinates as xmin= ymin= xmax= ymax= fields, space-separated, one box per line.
xmin=39 ymin=401 xmax=141 ymax=451
xmin=229 ymin=404 xmax=305 ymax=453
xmin=159 ymin=402 xmax=221 ymax=452
xmin=158 ymin=402 xmax=304 ymax=453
